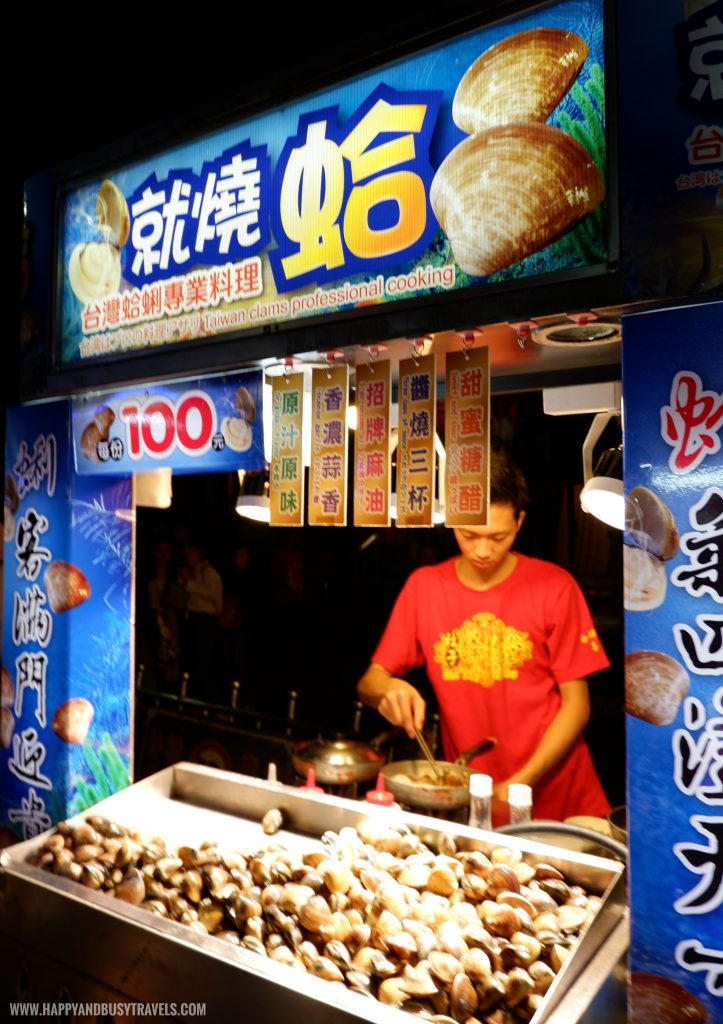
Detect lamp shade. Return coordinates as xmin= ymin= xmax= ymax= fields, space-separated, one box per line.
xmin=579 ymin=445 xmax=624 ymax=529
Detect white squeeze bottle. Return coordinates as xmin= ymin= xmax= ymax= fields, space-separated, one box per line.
xmin=468 ymin=773 xmax=493 ymax=830
xmin=508 ymin=783 xmax=533 ymax=824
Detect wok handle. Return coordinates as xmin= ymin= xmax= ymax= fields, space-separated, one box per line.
xmin=456 ymin=736 xmax=497 ymax=765
xmin=370 ymin=726 xmax=405 ymax=750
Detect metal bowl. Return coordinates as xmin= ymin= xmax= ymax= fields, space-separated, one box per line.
xmin=606 ymin=804 xmax=628 ymax=845
xmin=292 ymin=738 xmax=385 ymax=786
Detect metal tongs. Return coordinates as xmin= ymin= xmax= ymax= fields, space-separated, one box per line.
xmin=414 ymin=728 xmax=445 ymax=780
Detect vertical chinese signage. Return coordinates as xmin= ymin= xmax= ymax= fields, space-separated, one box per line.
xmin=309 ymin=365 xmax=348 ymax=526
xmin=397 ymin=355 xmax=436 ymax=527
xmin=270 ymin=373 xmax=304 ymax=526
xmin=445 ymin=347 xmax=490 ymax=527
xmin=354 ymin=360 xmax=391 ymax=527
xmin=2 ymin=401 xmax=132 ymax=842
xmin=623 ymin=302 xmax=723 ymax=1023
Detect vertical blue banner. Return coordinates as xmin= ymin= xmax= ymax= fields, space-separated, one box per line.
xmin=2 ymin=401 xmax=132 ymax=841
xmin=623 ymin=302 xmax=723 ymax=1022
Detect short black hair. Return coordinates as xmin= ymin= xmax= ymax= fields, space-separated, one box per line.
xmin=489 ymin=447 xmax=530 ymax=518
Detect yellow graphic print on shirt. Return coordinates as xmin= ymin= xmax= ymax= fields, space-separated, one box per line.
xmin=580 ymin=628 xmax=600 ymax=652
xmin=433 ymin=612 xmax=533 ymax=687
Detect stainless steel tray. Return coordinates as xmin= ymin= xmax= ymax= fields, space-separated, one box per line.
xmin=0 ymin=763 xmax=627 ymax=1023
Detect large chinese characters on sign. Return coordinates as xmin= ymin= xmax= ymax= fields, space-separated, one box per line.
xmin=623 ymin=302 xmax=723 ymax=1022
xmin=445 ymin=348 xmax=490 ymax=527
xmin=397 ymin=355 xmax=436 ymax=527
xmin=57 ymin=0 xmax=607 ymax=366
xmin=309 ymin=366 xmax=349 ymax=526
xmin=2 ymin=402 xmax=132 ymax=841
xmin=270 ymin=373 xmax=305 ymax=527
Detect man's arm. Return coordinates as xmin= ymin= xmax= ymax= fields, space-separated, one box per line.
xmin=357 ymin=662 xmax=426 ymax=738
xmin=494 ymin=677 xmax=591 ymax=802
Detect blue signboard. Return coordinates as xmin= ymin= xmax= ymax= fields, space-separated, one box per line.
xmin=71 ymin=370 xmax=264 ymax=475
xmin=2 ymin=402 xmax=132 ymax=841
xmin=58 ymin=0 xmax=607 ymax=365
xmin=623 ymin=302 xmax=723 ymax=1021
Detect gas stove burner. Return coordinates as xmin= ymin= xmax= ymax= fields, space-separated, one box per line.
xmin=532 ymin=322 xmax=621 ymax=346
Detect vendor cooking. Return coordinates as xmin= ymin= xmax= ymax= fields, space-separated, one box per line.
xmin=358 ymin=449 xmax=610 ymax=822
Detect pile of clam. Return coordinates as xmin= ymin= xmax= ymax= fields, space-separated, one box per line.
xmin=29 ymin=814 xmax=600 ymax=1023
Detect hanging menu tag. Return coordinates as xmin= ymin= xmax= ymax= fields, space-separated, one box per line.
xmin=270 ymin=372 xmax=305 ymax=526
xmin=397 ymin=354 xmax=436 ymax=527
xmin=445 ymin=347 xmax=490 ymax=527
xmin=354 ymin=360 xmax=391 ymax=527
xmin=309 ymin=365 xmax=349 ymax=526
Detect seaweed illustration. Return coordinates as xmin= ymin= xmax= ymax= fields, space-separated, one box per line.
xmin=69 ymin=732 xmax=129 ymax=814
xmin=72 ymin=483 xmax=132 ymax=581
xmin=75 ymin=616 xmax=131 ymax=695
xmin=556 ymin=63 xmax=607 ymax=265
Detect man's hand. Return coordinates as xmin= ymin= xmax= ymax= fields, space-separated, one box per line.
xmin=358 ymin=663 xmax=425 ymax=738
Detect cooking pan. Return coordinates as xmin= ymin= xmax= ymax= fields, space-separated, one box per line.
xmin=291 ymin=728 xmax=401 ymax=786
xmin=382 ymin=737 xmax=496 ymax=810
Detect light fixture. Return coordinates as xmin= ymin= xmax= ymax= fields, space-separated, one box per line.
xmin=235 ymin=469 xmax=270 ymax=523
xmin=134 ymin=468 xmax=173 ymax=509
xmin=579 ymin=412 xmax=624 ymax=529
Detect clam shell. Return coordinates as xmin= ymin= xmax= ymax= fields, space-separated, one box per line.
xmin=430 ymin=124 xmax=604 ymax=277
xmin=51 ymin=698 xmax=94 ymax=744
xmin=1 ymin=707 xmax=14 ymax=749
xmin=453 ymin=28 xmax=589 ymax=134
xmin=623 ymin=546 xmax=666 ymax=612
xmin=626 ymin=486 xmax=679 ymax=561
xmin=235 ymin=386 xmax=257 ymax=424
xmin=81 ymin=422 xmax=102 ymax=463
xmin=3 ymin=510 xmax=14 ymax=544
xmin=44 ymin=561 xmax=91 ymax=614
xmin=5 ymin=473 xmax=19 ymax=514
xmin=97 ymin=179 xmax=130 ymax=248
xmin=630 ymin=971 xmax=708 ymax=1024
xmin=222 ymin=416 xmax=253 ymax=452
xmin=1 ymin=667 xmax=14 ymax=710
xmin=94 ymin=406 xmax=116 ymax=437
xmin=625 ymin=650 xmax=690 ymax=727
xmin=68 ymin=241 xmax=121 ymax=305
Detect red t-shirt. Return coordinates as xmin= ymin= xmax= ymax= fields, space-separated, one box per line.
xmin=372 ymin=553 xmax=611 ymax=820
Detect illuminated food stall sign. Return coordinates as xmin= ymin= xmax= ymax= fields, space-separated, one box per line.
xmin=270 ymin=372 xmax=305 ymax=526
xmin=354 ymin=359 xmax=391 ymax=527
xmin=71 ymin=371 xmax=264 ymax=474
xmin=57 ymin=0 xmax=607 ymax=367
xmin=623 ymin=301 xmax=723 ymax=1023
xmin=444 ymin=347 xmax=490 ymax=527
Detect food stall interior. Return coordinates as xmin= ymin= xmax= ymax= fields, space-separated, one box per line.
xmin=133 ymin=322 xmax=624 ymax=811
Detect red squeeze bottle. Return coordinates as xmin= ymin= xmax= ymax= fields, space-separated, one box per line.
xmin=300 ymin=768 xmax=324 ymax=793
xmin=365 ymin=773 xmax=395 ymax=807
